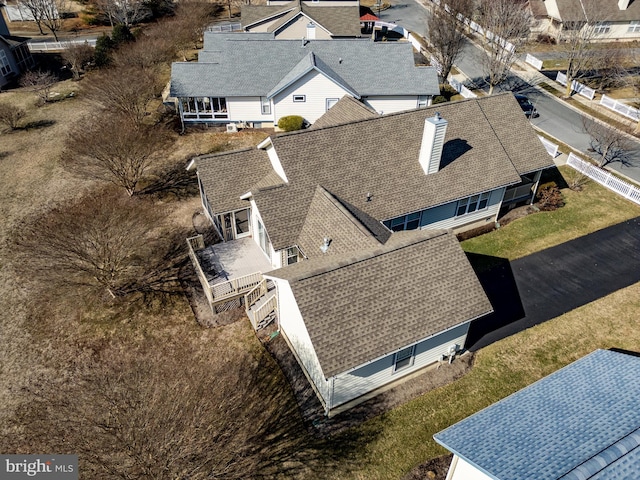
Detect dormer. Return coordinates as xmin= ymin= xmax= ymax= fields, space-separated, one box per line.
xmin=418 ymin=113 xmax=448 ymax=175
xmin=257 ymin=137 xmax=289 ymax=183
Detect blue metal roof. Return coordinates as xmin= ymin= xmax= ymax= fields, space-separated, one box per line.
xmin=434 ymin=350 xmax=640 ymax=480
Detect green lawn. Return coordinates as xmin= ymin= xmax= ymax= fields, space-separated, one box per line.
xmin=462 ymin=166 xmax=640 ymax=260
xmin=322 ymin=167 xmax=640 ymax=479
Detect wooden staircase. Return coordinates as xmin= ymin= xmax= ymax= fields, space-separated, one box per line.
xmin=244 ymin=279 xmax=278 ymax=330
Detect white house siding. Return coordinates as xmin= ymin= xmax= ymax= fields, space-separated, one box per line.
xmin=268 ymin=0 xmax=358 ymax=5
xmin=600 ymin=22 xmax=640 ymax=41
xmin=274 ymin=15 xmax=333 ymax=39
xmin=364 ymin=96 xmax=423 ymax=115
xmin=331 ymin=322 xmax=469 ymax=408
xmin=270 ymin=279 xmax=332 ymax=406
xmin=249 ymin=199 xmax=281 ymax=268
xmin=227 ymin=96 xmax=274 ymax=123
xmin=447 ymin=456 xmax=494 ymax=480
xmin=273 ymin=70 xmax=350 ymax=124
xmin=419 ymin=188 xmax=504 ymax=231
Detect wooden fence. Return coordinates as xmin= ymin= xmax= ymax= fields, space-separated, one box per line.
xmin=600 ymin=95 xmax=640 ymax=122
xmin=567 ymin=153 xmax=640 ymax=205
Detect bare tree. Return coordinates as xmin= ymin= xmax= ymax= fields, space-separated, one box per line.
xmin=61 ymin=42 xmax=94 ymax=80
xmin=12 ymin=188 xmax=184 ymax=298
xmin=476 ymin=0 xmax=531 ymax=94
xmin=94 ymin=0 xmax=150 ymax=26
xmin=426 ymin=0 xmax=473 ymax=82
xmin=65 ymin=115 xmax=172 ymax=195
xmin=82 ymin=66 xmax=161 ymax=124
xmin=583 ymin=117 xmax=635 ymax=168
xmin=556 ymin=0 xmax=604 ymax=98
xmin=10 ymin=337 xmax=317 ymax=479
xmin=0 ymin=103 xmax=26 ymax=131
xmin=20 ymin=70 xmax=57 ymax=105
xmin=21 ymin=0 xmax=68 ymax=41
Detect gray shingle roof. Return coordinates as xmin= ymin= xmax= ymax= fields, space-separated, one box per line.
xmin=553 ymin=0 xmax=640 ymax=22
xmin=434 ymin=349 xmax=640 ymax=480
xmin=266 ymin=229 xmax=492 ymax=377
xmin=170 ymin=35 xmax=439 ymax=98
xmin=310 ymin=95 xmax=378 ymax=129
xmin=242 ymin=1 xmax=362 ymax=37
xmin=252 ymin=93 xmax=553 ymax=249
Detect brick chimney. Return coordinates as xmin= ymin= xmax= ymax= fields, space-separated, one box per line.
xmin=419 ymin=113 xmax=448 ymax=175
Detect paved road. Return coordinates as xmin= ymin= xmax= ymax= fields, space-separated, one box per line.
xmin=467 ymin=217 xmax=640 ymax=350
xmin=376 ymin=0 xmax=429 ymax=37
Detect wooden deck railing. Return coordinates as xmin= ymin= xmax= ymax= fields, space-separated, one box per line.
xmin=244 ymin=279 xmax=267 ymax=310
xmin=250 ymin=294 xmax=278 ymax=330
xmin=186 ymin=235 xmax=214 ymax=305
xmin=210 ymin=272 xmax=263 ymax=305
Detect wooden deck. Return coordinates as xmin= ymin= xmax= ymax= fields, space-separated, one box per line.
xmin=195 ymin=237 xmax=273 ymax=284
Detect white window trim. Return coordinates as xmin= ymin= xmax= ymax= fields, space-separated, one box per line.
xmin=594 ymin=22 xmax=611 ymax=35
xmin=326 ymin=98 xmax=339 ymax=111
xmin=393 ymin=345 xmax=415 ymax=373
xmin=456 ymin=192 xmax=490 ymax=217
xmin=181 ymin=96 xmax=228 ymax=120
xmin=293 ymin=94 xmax=306 ymax=102
xmin=0 ymin=50 xmax=12 ymax=77
xmin=629 ymin=21 xmax=640 ymax=33
xmin=261 ymin=97 xmax=271 ymax=115
xmin=417 ymin=95 xmax=429 ymax=108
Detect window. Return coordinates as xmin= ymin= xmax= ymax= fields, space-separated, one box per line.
xmin=180 ymin=97 xmax=227 ymax=120
xmin=261 ymin=97 xmax=271 ymax=115
xmin=389 ymin=211 xmax=421 ymax=232
xmin=394 ymin=345 xmax=415 ymax=372
xmin=326 ymin=98 xmax=339 ymax=111
xmin=0 ymin=50 xmax=12 ymax=77
xmin=629 ymin=21 xmax=640 ymax=33
xmin=286 ymin=247 xmax=299 ymax=265
xmin=456 ymin=192 xmax=490 ymax=216
xmin=417 ymin=95 xmax=429 ymax=108
xmin=293 ymin=95 xmax=306 ymax=102
xmin=594 ymin=22 xmax=611 ymax=35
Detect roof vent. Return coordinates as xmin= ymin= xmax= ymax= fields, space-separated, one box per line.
xmin=301 ymin=37 xmax=308 ymax=47
xmin=339 ymin=57 xmax=343 ymax=64
xmin=419 ymin=113 xmax=448 ymax=175
xmin=320 ymin=237 xmax=331 ymax=254
xmin=366 ymin=192 xmax=372 ymax=202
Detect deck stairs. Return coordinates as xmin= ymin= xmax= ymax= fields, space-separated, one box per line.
xmin=244 ymin=279 xmax=278 ymax=330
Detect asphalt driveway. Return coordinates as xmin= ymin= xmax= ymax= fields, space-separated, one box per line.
xmin=467 ymin=217 xmax=640 ymax=350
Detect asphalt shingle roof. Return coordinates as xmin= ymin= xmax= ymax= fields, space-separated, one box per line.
xmin=170 ymin=35 xmax=439 ymax=98
xmin=310 ymin=95 xmax=378 ymax=129
xmin=266 ymin=229 xmax=492 ymax=377
xmin=434 ymin=349 xmax=640 ymax=480
xmin=552 ymin=0 xmax=640 ymax=22
xmin=252 ymin=93 xmax=553 ymax=249
xmin=242 ymin=0 xmax=362 ymax=37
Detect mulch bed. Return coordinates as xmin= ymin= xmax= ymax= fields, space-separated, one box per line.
xmin=401 ymin=454 xmax=453 ymax=480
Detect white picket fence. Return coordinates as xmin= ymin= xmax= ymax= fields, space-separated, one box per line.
xmin=28 ymin=39 xmax=96 ymax=52
xmin=538 ymin=135 xmax=559 ymax=157
xmin=555 ymin=72 xmax=596 ymax=100
xmin=525 ymin=53 xmax=543 ymax=70
xmin=600 ymin=95 xmax=640 ymax=122
xmin=448 ymin=76 xmax=477 ymax=98
xmin=207 ymin=22 xmax=242 ymax=32
xmin=567 ymin=153 xmax=640 ymax=205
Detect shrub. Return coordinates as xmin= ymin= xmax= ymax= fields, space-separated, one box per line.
xmin=0 ymin=103 xmax=26 ymax=131
xmin=439 ymin=83 xmax=458 ymax=100
xmin=536 ymin=182 xmax=564 ymax=211
xmin=277 ymin=115 xmax=305 ymax=132
xmin=432 ymin=95 xmax=448 ymax=105
xmin=112 ymin=24 xmax=135 ymax=46
xmin=94 ymin=34 xmax=115 ymax=67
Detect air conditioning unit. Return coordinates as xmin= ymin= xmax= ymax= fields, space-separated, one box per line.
xmin=226 ymin=123 xmax=238 ymax=133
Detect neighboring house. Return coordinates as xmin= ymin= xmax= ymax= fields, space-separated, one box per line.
xmin=267 ymin=0 xmax=359 ymax=6
xmin=530 ymin=0 xmax=640 ymax=41
xmin=434 ymin=349 xmax=640 ymax=480
xmin=185 ymin=92 xmax=553 ymax=414
xmin=170 ymin=33 xmax=439 ymax=127
xmin=241 ymin=0 xmax=362 ymax=39
xmin=0 ymin=10 xmax=34 ymax=88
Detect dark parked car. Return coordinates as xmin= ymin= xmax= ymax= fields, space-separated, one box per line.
xmin=515 ymin=94 xmax=539 ymax=118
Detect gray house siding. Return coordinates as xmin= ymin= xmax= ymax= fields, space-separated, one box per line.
xmin=330 ymin=322 xmax=470 ymax=408
xmin=420 ymin=188 xmax=504 ymax=231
